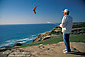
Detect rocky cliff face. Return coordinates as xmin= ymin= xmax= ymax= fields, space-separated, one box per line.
xmin=32 ymin=26 xmax=62 ymax=42
xmin=33 ymin=22 xmax=85 ymax=42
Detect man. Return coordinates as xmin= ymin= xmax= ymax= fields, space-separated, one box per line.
xmin=59 ymin=9 xmax=73 ymax=54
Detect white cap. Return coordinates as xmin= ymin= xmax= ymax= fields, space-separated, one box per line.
xmin=63 ymin=9 xmax=69 ymax=13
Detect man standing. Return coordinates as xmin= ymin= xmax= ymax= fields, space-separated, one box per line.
xmin=59 ymin=9 xmax=73 ymax=54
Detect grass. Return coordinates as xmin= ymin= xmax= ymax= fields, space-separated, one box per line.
xmin=14 ymin=34 xmax=85 ymax=48
xmin=70 ymin=34 xmax=85 ymax=42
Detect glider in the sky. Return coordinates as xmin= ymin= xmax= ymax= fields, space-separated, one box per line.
xmin=33 ymin=6 xmax=37 ymax=14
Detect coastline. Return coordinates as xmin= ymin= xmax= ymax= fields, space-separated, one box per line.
xmin=0 ymin=24 xmax=57 ymax=47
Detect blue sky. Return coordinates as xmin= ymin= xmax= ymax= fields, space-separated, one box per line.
xmin=0 ymin=0 xmax=85 ymax=24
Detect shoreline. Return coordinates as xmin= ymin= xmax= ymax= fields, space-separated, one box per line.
xmin=0 ymin=24 xmax=57 ymax=47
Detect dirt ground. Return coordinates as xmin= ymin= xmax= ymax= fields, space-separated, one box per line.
xmin=0 ymin=42 xmax=85 ymax=57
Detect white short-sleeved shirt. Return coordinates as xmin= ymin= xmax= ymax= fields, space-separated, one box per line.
xmin=60 ymin=15 xmax=73 ymax=34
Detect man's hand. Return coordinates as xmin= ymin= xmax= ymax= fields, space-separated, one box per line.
xmin=59 ymin=24 xmax=64 ymax=28
xmin=59 ymin=24 xmax=62 ymax=27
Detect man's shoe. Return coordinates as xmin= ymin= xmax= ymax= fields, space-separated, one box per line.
xmin=63 ymin=51 xmax=71 ymax=54
xmin=63 ymin=49 xmax=67 ymax=52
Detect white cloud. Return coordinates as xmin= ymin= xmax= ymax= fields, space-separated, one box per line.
xmin=47 ymin=21 xmax=51 ymax=23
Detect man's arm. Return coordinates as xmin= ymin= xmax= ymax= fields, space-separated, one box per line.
xmin=60 ymin=16 xmax=67 ymax=28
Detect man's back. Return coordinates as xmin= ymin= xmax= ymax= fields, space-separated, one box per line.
xmin=63 ymin=15 xmax=73 ymax=34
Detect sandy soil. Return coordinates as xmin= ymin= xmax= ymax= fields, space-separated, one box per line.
xmin=0 ymin=42 xmax=85 ymax=57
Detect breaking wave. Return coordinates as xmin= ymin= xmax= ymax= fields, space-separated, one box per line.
xmin=0 ymin=35 xmax=37 ymax=47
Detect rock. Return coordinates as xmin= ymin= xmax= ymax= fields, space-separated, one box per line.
xmin=13 ymin=43 xmax=22 ymax=46
xmin=19 ymin=49 xmax=24 ymax=52
xmin=46 ymin=48 xmax=50 ymax=50
xmin=0 ymin=47 xmax=6 ymax=52
xmin=0 ymin=47 xmax=5 ymax=50
xmin=11 ymin=49 xmax=17 ymax=52
xmin=0 ymin=52 xmax=8 ymax=57
xmin=42 ymin=35 xmax=51 ymax=40
xmin=38 ymin=46 xmax=45 ymax=49
xmin=39 ymin=44 xmax=43 ymax=46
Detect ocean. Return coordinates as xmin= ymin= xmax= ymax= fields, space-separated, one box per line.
xmin=0 ymin=24 xmax=58 ymax=47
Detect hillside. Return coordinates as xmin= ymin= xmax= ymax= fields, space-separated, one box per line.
xmin=32 ymin=22 xmax=85 ymax=42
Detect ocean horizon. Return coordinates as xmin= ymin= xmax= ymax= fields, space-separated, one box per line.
xmin=0 ymin=23 xmax=59 ymax=47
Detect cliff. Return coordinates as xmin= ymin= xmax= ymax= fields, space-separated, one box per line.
xmin=32 ymin=22 xmax=85 ymax=42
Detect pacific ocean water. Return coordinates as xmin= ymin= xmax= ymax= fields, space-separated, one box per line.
xmin=0 ymin=24 xmax=58 ymax=47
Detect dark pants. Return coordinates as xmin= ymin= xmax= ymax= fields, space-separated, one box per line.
xmin=63 ymin=32 xmax=71 ymax=52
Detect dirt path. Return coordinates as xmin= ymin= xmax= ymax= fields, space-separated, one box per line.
xmin=0 ymin=42 xmax=85 ymax=57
